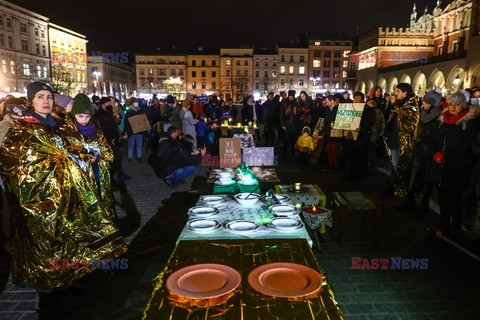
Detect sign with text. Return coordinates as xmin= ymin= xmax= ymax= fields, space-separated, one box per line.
xmin=219 ymin=138 xmax=241 ymax=168
xmin=333 ymin=103 xmax=364 ymax=131
xmin=243 ymin=147 xmax=274 ymax=166
xmin=128 ymin=114 xmax=151 ymax=134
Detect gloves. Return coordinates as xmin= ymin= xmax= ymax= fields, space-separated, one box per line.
xmin=433 ymin=151 xmax=446 ymax=164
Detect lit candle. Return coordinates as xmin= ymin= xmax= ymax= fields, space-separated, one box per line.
xmin=295 ymin=183 xmax=301 ymax=190
xmin=244 ymin=125 xmax=249 ymax=132
xmin=248 ymin=121 xmax=253 ymax=128
xmin=253 ymin=121 xmax=257 ymax=128
xmin=223 ymin=119 xmax=228 ymax=126
xmin=295 ymin=203 xmax=302 ymax=209
xmin=237 ymin=122 xmax=241 ymax=127
xmin=313 ymin=206 xmax=317 ymax=212
xmin=229 ymin=118 xmax=232 ymax=124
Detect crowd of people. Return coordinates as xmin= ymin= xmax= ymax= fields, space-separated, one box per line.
xmin=0 ymin=80 xmax=479 ymax=315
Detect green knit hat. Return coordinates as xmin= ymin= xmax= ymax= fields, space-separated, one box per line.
xmin=71 ymin=93 xmax=93 ymax=115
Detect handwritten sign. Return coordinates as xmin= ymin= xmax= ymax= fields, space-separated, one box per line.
xmin=219 ymin=138 xmax=241 ymax=168
xmin=127 ymin=114 xmax=151 ymax=134
xmin=333 ymin=103 xmax=364 ymax=131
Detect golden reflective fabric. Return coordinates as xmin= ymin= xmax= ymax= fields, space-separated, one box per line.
xmin=387 ymin=96 xmax=419 ymax=197
xmin=143 ymin=239 xmax=343 ymax=320
xmin=61 ymin=115 xmax=115 ymax=214
xmin=0 ymin=113 xmax=126 ymax=290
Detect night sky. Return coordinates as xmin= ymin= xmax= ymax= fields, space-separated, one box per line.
xmin=15 ymin=0 xmax=442 ymax=55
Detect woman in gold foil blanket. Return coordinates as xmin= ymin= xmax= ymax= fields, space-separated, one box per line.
xmin=65 ymin=93 xmax=115 ymax=214
xmin=385 ymin=83 xmax=419 ymax=198
xmin=0 ymin=82 xmax=126 ymax=294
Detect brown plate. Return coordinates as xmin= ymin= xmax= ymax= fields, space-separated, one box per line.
xmin=248 ymin=262 xmax=323 ymax=298
xmin=167 ymin=264 xmax=241 ymax=299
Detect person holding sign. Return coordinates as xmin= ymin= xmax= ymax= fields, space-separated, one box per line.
xmin=125 ymin=97 xmax=148 ymax=161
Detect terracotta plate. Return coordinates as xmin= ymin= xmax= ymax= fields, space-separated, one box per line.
xmin=248 ymin=262 xmax=323 ymax=298
xmin=167 ymin=264 xmax=241 ymax=299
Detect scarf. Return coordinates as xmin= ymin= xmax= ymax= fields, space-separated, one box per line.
xmin=76 ymin=121 xmax=98 ymax=140
xmin=443 ymin=109 xmax=469 ymax=125
xmin=31 ymin=112 xmax=58 ymax=128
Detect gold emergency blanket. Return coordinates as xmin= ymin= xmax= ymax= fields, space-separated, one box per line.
xmin=142 ymin=239 xmax=344 ymax=320
xmin=387 ymin=96 xmax=419 ymax=197
xmin=0 ymin=113 xmax=126 ymax=290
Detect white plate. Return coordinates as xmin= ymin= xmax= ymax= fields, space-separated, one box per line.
xmin=200 ymin=195 xmax=228 ymax=205
xmin=226 ymin=220 xmax=258 ymax=232
xmin=187 ymin=219 xmax=220 ymax=233
xmin=269 ymin=204 xmax=299 ymax=217
xmin=238 ymin=180 xmax=258 ymax=186
xmin=215 ymin=180 xmax=236 ymax=186
xmin=188 ymin=206 xmax=219 ymax=217
xmin=268 ymin=217 xmax=303 ymax=231
xmin=274 ymin=194 xmax=291 ymax=203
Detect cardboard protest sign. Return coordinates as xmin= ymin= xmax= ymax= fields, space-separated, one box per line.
xmin=243 ymin=147 xmax=274 ymax=166
xmin=128 ymin=114 xmax=151 ymax=134
xmin=333 ymin=103 xmax=364 ymax=131
xmin=219 ymin=138 xmax=241 ymax=167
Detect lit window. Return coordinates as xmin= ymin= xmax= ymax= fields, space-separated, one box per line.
xmin=226 ymin=59 xmax=231 ymax=66
xmin=23 ymin=63 xmax=30 ymax=76
xmin=313 ymin=60 xmax=321 ymax=68
xmin=299 ymin=79 xmax=304 ymax=86
xmin=1 ymin=60 xmax=6 ymax=73
xmin=299 ymin=66 xmax=305 ymax=74
xmin=272 ymin=71 xmax=277 ymax=77
xmin=10 ymin=61 xmax=15 ymax=74
xmin=37 ymin=66 xmax=42 ymax=78
xmin=280 ymin=66 xmax=285 ymax=74
xmin=315 ymin=41 xmax=320 ymax=45
xmin=192 ymin=81 xmax=196 ymax=89
xmin=343 ymin=61 xmax=348 ymax=68
xmin=289 ymin=66 xmax=294 ymax=74
xmin=343 ymin=71 xmax=347 ymax=78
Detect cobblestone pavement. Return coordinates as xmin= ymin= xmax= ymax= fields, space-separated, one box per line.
xmin=0 ymin=148 xmax=479 ymax=319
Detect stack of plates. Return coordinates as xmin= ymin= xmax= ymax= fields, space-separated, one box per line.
xmin=186 ymin=219 xmax=220 ymax=233
xmin=247 ymin=262 xmax=323 ymax=298
xmin=269 ymin=204 xmax=299 ymax=217
xmin=188 ymin=206 xmax=218 ymax=218
xmin=268 ymin=217 xmax=303 ymax=231
xmin=226 ymin=220 xmax=258 ymax=232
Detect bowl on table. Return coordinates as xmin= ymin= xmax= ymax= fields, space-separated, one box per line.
xmin=218 ymin=172 xmax=232 ymax=179
xmin=234 ymin=193 xmax=261 ymax=207
xmin=218 ymin=177 xmax=235 ymax=185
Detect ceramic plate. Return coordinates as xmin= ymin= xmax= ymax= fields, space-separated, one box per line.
xmin=166 ymin=263 xmax=241 ymax=299
xmin=269 ymin=204 xmax=299 ymax=217
xmin=274 ymin=194 xmax=291 ymax=203
xmin=214 ymin=180 xmax=236 ymax=186
xmin=268 ymin=217 xmax=303 ymax=231
xmin=200 ymin=195 xmax=228 ymax=205
xmin=238 ymin=181 xmax=258 ymax=186
xmin=226 ymin=220 xmax=258 ymax=232
xmin=186 ymin=219 xmax=220 ymax=233
xmin=247 ymin=262 xmax=323 ymax=298
xmin=188 ymin=206 xmax=219 ymax=218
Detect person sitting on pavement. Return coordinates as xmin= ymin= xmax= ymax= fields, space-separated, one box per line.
xmin=156 ymin=126 xmax=206 ymax=185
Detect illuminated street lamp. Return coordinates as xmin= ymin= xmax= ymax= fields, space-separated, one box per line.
xmin=310 ymin=77 xmax=321 ymax=86
xmin=453 ymin=73 xmax=461 ymax=86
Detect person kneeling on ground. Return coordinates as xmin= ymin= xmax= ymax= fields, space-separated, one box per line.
xmin=156 ymin=126 xmax=206 ymax=185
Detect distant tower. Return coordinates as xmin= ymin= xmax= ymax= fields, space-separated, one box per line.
xmin=410 ymin=3 xmax=417 ymax=28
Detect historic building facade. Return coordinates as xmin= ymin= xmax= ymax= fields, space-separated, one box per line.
xmin=185 ymin=49 xmax=220 ymax=97
xmin=351 ymin=0 xmax=479 ymax=96
xmin=87 ymin=56 xmax=134 ymax=100
xmin=252 ymin=49 xmax=278 ymax=97
xmin=219 ymin=48 xmax=253 ymax=102
xmin=276 ymin=45 xmax=309 ymax=94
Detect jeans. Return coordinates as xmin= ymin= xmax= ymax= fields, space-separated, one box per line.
xmin=128 ymin=134 xmax=143 ymax=159
xmin=167 ymin=166 xmax=196 ymax=182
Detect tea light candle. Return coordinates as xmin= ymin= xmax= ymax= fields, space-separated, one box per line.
xmin=229 ymin=118 xmax=232 ymax=124
xmin=237 ymin=122 xmax=241 ymax=127
xmin=248 ymin=121 xmax=253 ymax=128
xmin=223 ymin=119 xmax=228 ymax=126
xmin=295 ymin=203 xmax=302 ymax=209
xmin=244 ymin=126 xmax=249 ymax=132
xmin=253 ymin=121 xmax=257 ymax=128
xmin=313 ymin=206 xmax=317 ymax=212
xmin=294 ymin=183 xmax=301 ymax=190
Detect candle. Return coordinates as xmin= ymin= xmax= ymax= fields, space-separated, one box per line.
xmin=294 ymin=182 xmax=301 ymax=190
xmin=253 ymin=121 xmax=257 ymax=128
xmin=248 ymin=121 xmax=253 ymax=128
xmin=237 ymin=122 xmax=241 ymax=127
xmin=229 ymin=118 xmax=232 ymax=124
xmin=244 ymin=126 xmax=249 ymax=132
xmin=223 ymin=120 xmax=228 ymax=126
xmin=313 ymin=206 xmax=317 ymax=212
xmin=295 ymin=203 xmax=302 ymax=209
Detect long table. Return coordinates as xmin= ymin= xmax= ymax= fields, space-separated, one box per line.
xmin=177 ymin=195 xmax=313 ymax=247
xmin=142 ymin=239 xmax=344 ymax=320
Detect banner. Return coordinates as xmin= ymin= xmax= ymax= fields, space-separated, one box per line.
xmin=219 ymin=138 xmax=242 ymax=168
xmin=128 ymin=114 xmax=151 ymax=134
xmin=333 ymin=103 xmax=364 ymax=131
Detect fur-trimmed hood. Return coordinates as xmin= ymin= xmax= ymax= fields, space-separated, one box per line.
xmin=439 ymin=106 xmax=478 ymax=125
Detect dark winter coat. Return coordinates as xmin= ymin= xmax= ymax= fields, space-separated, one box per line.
xmin=156 ymin=136 xmax=201 ymax=178
xmin=124 ymin=108 xmax=148 ymax=136
xmin=95 ymin=107 xmax=120 ymax=145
